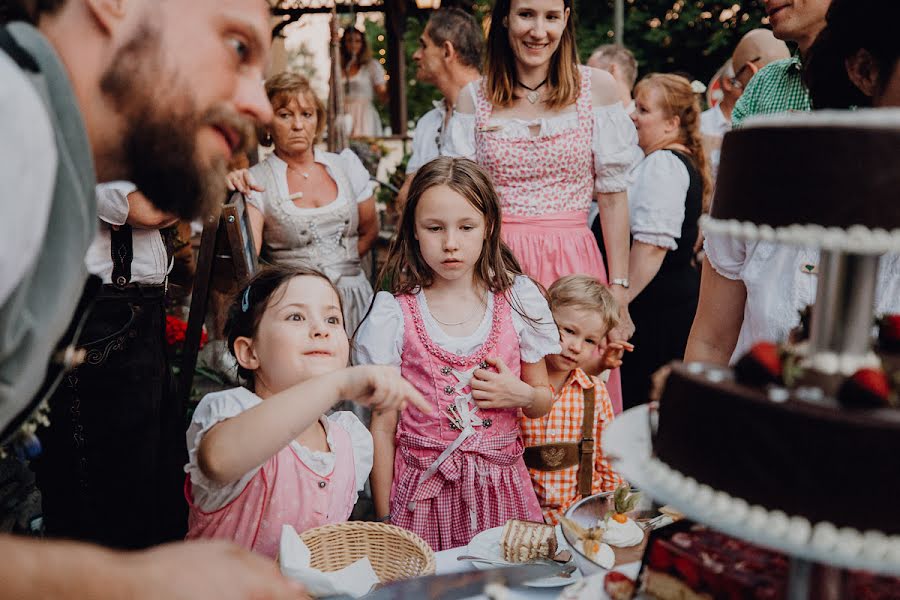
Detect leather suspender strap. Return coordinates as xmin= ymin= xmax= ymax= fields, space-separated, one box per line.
xmin=577 ymin=385 xmax=596 ymax=497
xmin=110 ymin=224 xmax=134 ymax=288
xmin=0 ymin=26 xmax=40 ymax=72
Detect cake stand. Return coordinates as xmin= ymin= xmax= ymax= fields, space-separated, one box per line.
xmin=640 ymin=110 xmax=900 ymax=597
xmin=604 ymin=404 xmax=900 ymax=597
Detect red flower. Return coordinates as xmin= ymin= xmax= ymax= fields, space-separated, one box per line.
xmin=166 ymin=315 xmax=206 ymax=350
xmin=165 ymin=315 xmax=186 ymax=346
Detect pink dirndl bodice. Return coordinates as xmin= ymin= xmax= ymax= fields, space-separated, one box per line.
xmin=185 ymin=420 xmax=357 ymax=559
xmin=390 ymin=292 xmax=543 ymax=550
xmin=473 ymin=64 xmax=606 ymax=286
xmin=473 ymin=66 xmax=623 ymax=414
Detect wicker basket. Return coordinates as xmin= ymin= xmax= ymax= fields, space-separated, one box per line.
xmin=299 ymin=521 xmax=436 ymax=583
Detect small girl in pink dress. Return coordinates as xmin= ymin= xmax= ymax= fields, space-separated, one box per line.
xmin=354 ymin=157 xmax=562 ymax=551
xmin=184 ymin=265 xmax=429 ymax=559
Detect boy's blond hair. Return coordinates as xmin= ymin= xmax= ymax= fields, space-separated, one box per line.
xmin=547 ymin=275 xmax=620 ymax=333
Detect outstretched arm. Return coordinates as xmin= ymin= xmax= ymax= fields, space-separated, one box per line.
xmin=199 ymin=366 xmax=428 ymax=485
xmin=0 ymin=536 xmax=307 ymax=600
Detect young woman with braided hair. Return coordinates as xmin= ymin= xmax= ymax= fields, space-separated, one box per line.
xmin=620 ymin=73 xmax=708 ymax=409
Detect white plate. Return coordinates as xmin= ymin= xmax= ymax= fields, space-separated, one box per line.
xmin=465 ymin=525 xmax=583 ymax=588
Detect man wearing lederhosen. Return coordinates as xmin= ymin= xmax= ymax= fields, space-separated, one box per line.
xmin=30 ymin=182 xmax=187 ymax=549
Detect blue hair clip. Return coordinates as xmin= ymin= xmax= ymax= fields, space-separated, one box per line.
xmin=241 ymin=286 xmax=251 ymax=312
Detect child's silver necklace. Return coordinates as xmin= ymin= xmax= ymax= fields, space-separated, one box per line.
xmin=431 ymin=295 xmax=486 ymax=327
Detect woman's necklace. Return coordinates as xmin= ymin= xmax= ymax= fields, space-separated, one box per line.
xmin=517 ymin=78 xmax=549 ymax=104
xmin=286 ymin=163 xmax=311 ymax=199
xmin=431 ymin=294 xmax=486 ymax=327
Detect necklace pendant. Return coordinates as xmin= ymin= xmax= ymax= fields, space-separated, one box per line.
xmin=527 ymin=90 xmax=540 ymax=104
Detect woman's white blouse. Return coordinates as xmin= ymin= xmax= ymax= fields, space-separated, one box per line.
xmin=442 ymin=84 xmax=641 ymax=194
xmin=704 ymin=234 xmax=900 ymax=364
xmin=629 ymin=150 xmax=691 ymax=250
xmin=185 ymin=387 xmax=374 ymax=512
xmin=353 ymin=275 xmax=562 ymax=367
xmin=247 ymin=149 xmax=374 ymax=212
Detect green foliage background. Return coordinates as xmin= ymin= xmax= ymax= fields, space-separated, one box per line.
xmin=363 ymin=0 xmax=771 ymax=126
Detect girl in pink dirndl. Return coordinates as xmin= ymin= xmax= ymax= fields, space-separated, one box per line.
xmin=355 ymin=158 xmax=561 ymax=550
xmin=444 ymin=0 xmax=642 ymax=413
xmin=183 ymin=266 xmax=429 ymax=559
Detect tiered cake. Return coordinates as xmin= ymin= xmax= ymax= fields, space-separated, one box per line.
xmin=627 ymin=110 xmax=900 ymax=591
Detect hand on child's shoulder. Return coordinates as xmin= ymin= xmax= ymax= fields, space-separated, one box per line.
xmin=341 ymin=365 xmax=431 ymax=415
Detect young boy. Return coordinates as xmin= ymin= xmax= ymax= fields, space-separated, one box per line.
xmin=520 ymin=275 xmax=629 ymax=524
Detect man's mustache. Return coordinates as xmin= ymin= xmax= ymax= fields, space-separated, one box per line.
xmin=202 ymin=104 xmax=259 ymax=157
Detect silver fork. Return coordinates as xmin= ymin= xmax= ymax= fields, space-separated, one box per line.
xmin=638 ymin=514 xmax=672 ymax=531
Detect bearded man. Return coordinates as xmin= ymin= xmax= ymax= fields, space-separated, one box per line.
xmin=0 ymin=1 xmax=306 ymax=598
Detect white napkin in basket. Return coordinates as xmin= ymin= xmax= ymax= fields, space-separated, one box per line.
xmin=279 ymin=525 xmax=379 ymax=598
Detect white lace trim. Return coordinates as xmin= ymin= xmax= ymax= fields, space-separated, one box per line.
xmin=700 ymin=215 xmax=900 ymax=255
xmin=643 ymin=456 xmax=900 ymax=568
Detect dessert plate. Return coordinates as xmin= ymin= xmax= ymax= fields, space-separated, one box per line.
xmin=465 ymin=525 xmax=582 ymax=587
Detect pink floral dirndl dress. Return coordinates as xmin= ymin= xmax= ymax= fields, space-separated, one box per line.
xmin=474 ymin=65 xmax=623 ymax=413
xmin=389 ymin=292 xmax=543 ymax=551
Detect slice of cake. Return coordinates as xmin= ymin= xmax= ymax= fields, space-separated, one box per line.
xmin=500 ymin=519 xmax=557 ymax=563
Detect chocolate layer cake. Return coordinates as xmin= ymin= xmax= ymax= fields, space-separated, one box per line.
xmin=711 ymin=111 xmax=900 ymax=230
xmin=654 ymin=363 xmax=900 ymax=535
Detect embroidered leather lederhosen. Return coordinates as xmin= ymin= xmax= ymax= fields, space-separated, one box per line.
xmin=31 ymin=225 xmax=188 ymax=549
xmin=522 ymin=386 xmax=596 ymax=497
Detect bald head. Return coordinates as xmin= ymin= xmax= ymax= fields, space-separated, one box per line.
xmin=732 ymin=29 xmax=791 ymax=76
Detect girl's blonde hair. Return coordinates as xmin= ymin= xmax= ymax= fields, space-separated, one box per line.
xmin=634 ymin=73 xmax=713 ymax=212
xmin=378 ymin=157 xmax=524 ymax=296
xmin=484 ymin=0 xmax=581 ymax=109
xmin=547 ymin=275 xmax=619 ymax=333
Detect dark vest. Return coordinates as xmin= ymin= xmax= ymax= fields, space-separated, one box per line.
xmin=0 ymin=23 xmax=97 ymax=443
xmin=635 ymin=150 xmax=703 ymax=305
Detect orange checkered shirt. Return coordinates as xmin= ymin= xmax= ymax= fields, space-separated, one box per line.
xmin=520 ymin=368 xmax=625 ymax=525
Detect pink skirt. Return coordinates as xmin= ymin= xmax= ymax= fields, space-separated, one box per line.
xmin=502 ymin=210 xmax=623 ymax=414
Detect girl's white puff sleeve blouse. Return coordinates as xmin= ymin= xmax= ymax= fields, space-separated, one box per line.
xmin=353 ymin=275 xmax=561 ymax=367
xmin=185 ymin=387 xmax=373 ymax=512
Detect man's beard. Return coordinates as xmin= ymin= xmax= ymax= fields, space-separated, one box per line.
xmin=99 ymin=25 xmax=254 ymax=220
